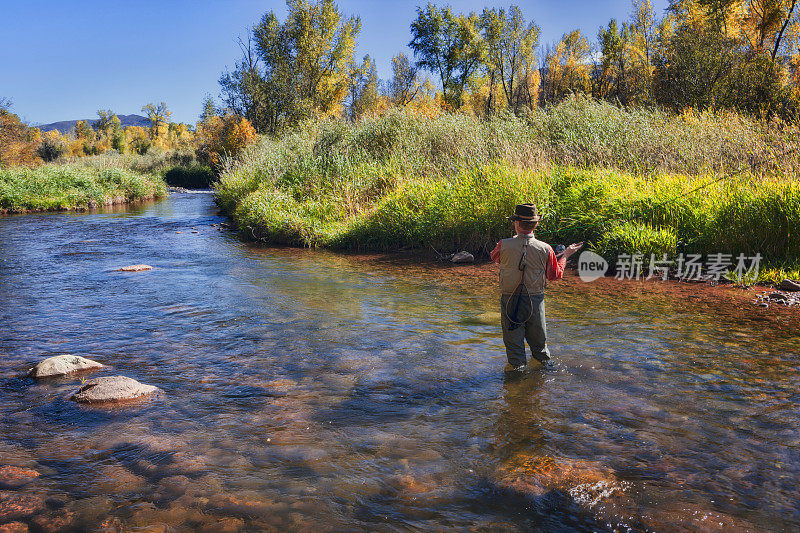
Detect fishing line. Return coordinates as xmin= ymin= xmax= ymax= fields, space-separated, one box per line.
xmin=535 ymin=168 xmax=749 ymax=239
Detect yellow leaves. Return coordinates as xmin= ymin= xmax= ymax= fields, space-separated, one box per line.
xmin=0 ymin=110 xmax=41 ymax=168
xmin=196 ymin=114 xmax=257 ymax=168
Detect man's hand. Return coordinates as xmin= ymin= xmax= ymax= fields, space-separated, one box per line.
xmin=560 ymin=242 xmax=584 ymax=259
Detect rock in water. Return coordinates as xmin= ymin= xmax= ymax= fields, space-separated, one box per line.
xmin=451 ymin=251 xmax=474 ymax=263
xmin=0 ymin=491 xmax=45 ymax=521
xmin=778 ymin=279 xmax=800 ymax=292
xmin=0 ymin=466 xmax=39 ymax=489
xmin=489 ymin=453 xmax=637 ymax=528
xmin=70 ymin=376 xmax=158 ymax=404
xmin=0 ymin=522 xmax=28 ymax=533
xmin=116 ymin=264 xmax=152 ymax=272
xmin=28 ymin=354 xmax=104 ymax=378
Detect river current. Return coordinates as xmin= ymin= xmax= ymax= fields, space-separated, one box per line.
xmin=1 ymin=191 xmax=799 ymax=532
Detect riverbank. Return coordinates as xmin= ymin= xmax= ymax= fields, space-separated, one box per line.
xmin=215 ymin=99 xmax=800 ymax=285
xmin=0 ymin=164 xmax=167 ymax=214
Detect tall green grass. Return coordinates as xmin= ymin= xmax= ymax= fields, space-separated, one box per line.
xmin=0 ymin=164 xmax=167 ymax=213
xmin=80 ymin=151 xmax=215 ymax=188
xmin=216 ymin=96 xmax=800 ymax=283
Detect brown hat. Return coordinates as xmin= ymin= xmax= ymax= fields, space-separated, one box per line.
xmin=507 ymin=203 xmax=542 ymax=222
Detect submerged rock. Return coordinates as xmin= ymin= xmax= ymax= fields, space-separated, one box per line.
xmin=0 ymin=522 xmax=28 ymax=533
xmin=70 ymin=376 xmax=158 ymax=404
xmin=0 ymin=491 xmax=45 ymax=521
xmin=30 ymin=509 xmax=77 ymax=532
xmin=0 ymin=467 xmax=39 ymax=489
xmin=489 ymin=453 xmax=638 ymax=528
xmin=450 ymin=251 xmax=474 ymax=263
xmin=778 ymin=279 xmax=800 ymax=292
xmin=490 ymin=453 xmax=626 ymax=501
xmin=28 ymin=354 xmax=103 ymax=378
xmin=198 ymin=517 xmax=244 ymax=533
xmin=116 ymin=264 xmax=153 ymax=272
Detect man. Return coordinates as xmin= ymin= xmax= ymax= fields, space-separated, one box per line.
xmin=490 ymin=204 xmax=582 ymax=372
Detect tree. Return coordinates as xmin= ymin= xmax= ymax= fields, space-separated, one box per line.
xmin=219 ymin=33 xmax=269 ymax=131
xmin=200 ymin=94 xmax=218 ymax=123
xmin=196 ymin=113 xmax=257 ymax=168
xmin=110 ymin=123 xmax=126 ymax=153
xmin=221 ymin=0 xmax=361 ymax=133
xmin=598 ymin=19 xmax=643 ymax=105
xmin=141 ymin=102 xmax=171 ymax=139
xmin=388 ymin=53 xmax=421 ymax=105
xmin=37 ymin=130 xmax=67 ymax=162
xmin=126 ymin=126 xmax=151 ymax=155
xmin=347 ymin=55 xmax=379 ymax=120
xmin=409 ymin=3 xmax=484 ymax=109
xmin=0 ymin=106 xmax=41 ymax=167
xmin=652 ymin=0 xmax=797 ymax=116
xmin=73 ymin=120 xmax=95 ymax=141
xmin=541 ymin=30 xmax=592 ymax=103
xmin=480 ymin=5 xmax=541 ymax=114
xmin=95 ymin=109 xmax=118 ymax=133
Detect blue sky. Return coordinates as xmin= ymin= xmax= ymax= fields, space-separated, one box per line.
xmin=0 ymin=0 xmax=668 ymax=126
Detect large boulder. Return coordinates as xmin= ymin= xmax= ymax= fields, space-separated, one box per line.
xmin=28 ymin=355 xmax=103 ymax=378
xmin=70 ymin=376 xmax=158 ymax=404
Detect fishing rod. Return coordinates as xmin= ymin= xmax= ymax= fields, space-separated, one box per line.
xmin=536 ymin=166 xmax=754 ymax=244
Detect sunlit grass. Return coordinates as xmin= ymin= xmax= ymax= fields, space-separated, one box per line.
xmin=0 ymin=164 xmax=167 ymax=212
xmin=79 ymin=151 xmax=215 ymax=188
xmin=216 ymin=97 xmax=800 ymax=284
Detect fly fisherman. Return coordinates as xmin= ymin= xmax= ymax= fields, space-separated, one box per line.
xmin=490 ymin=204 xmax=583 ymax=373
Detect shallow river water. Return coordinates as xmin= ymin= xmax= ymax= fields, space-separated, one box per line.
xmin=1 ymin=192 xmax=799 ymax=532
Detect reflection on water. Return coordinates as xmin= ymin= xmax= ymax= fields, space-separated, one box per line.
xmin=1 ymin=192 xmax=799 ymax=531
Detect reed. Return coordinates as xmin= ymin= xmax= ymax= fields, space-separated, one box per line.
xmin=78 ymin=151 xmax=215 ymax=188
xmin=216 ymin=97 xmax=800 ymax=283
xmin=0 ymin=164 xmax=167 ymax=213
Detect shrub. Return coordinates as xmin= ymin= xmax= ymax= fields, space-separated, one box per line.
xmin=593 ymin=222 xmax=678 ymax=263
xmin=163 ymin=164 xmax=216 ymax=188
xmin=196 ymin=113 xmax=257 ymax=169
xmin=36 ymin=133 xmax=67 ymax=162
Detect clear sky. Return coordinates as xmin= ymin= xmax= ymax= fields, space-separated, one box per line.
xmin=0 ymin=0 xmax=669 ymax=126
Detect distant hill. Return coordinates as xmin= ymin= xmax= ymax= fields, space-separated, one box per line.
xmin=36 ymin=114 xmax=151 ymax=133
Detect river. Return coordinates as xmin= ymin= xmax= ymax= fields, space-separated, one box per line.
xmin=1 ymin=191 xmax=798 ymax=532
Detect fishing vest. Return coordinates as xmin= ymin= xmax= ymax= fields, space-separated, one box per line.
xmin=498 ymin=234 xmax=551 ymax=295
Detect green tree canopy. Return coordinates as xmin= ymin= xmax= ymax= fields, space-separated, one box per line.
xmin=221 ymin=0 xmax=361 ymax=133
xmin=409 ymin=3 xmax=484 ymax=109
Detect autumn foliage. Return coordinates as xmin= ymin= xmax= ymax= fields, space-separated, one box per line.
xmin=195 ymin=113 xmax=257 ymax=168
xmin=0 ymin=109 xmax=41 ymax=168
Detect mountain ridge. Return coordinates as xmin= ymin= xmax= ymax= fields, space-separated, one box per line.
xmin=36 ymin=114 xmax=151 ymax=133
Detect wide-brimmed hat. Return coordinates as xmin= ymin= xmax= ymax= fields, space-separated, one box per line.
xmin=507 ymin=203 xmax=542 ymax=222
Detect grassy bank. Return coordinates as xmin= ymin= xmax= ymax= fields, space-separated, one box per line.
xmin=79 ymin=151 xmax=215 ymax=189
xmin=216 ymin=97 xmax=800 ymax=283
xmin=0 ymin=164 xmax=167 ymax=213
